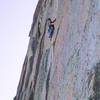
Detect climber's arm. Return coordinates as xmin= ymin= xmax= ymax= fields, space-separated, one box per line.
xmin=51 ymin=18 xmax=56 ymax=23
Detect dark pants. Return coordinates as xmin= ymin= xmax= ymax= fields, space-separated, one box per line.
xmin=48 ymin=25 xmax=54 ymax=39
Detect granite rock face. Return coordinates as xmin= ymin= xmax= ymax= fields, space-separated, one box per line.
xmin=15 ymin=0 xmax=100 ymax=100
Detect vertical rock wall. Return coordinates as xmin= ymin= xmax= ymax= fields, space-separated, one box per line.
xmin=15 ymin=0 xmax=100 ymax=100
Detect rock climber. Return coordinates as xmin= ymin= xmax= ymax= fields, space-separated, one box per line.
xmin=47 ymin=18 xmax=56 ymax=39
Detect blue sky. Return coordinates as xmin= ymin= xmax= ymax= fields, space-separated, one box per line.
xmin=0 ymin=0 xmax=38 ymax=100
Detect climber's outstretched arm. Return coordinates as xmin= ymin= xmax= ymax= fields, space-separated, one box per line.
xmin=51 ymin=18 xmax=56 ymax=23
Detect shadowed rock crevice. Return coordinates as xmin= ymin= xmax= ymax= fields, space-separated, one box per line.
xmin=25 ymin=56 xmax=34 ymax=88
xmin=45 ymin=49 xmax=50 ymax=72
xmin=53 ymin=17 xmax=62 ymax=47
xmin=29 ymin=0 xmax=44 ymax=37
xmin=37 ymin=22 xmax=41 ymax=39
xmin=16 ymin=55 xmax=28 ymax=99
xmin=44 ymin=0 xmax=47 ymax=7
xmin=33 ymin=17 xmax=48 ymax=99
xmin=93 ymin=62 xmax=100 ymax=100
xmin=31 ymin=38 xmax=38 ymax=55
xmin=45 ymin=68 xmax=51 ymax=100
xmin=29 ymin=91 xmax=34 ymax=100
xmin=50 ymin=0 xmax=53 ymax=6
xmin=33 ymin=48 xmax=50 ymax=100
xmin=19 ymin=55 xmax=28 ymax=90
xmin=33 ymin=36 xmax=45 ymax=97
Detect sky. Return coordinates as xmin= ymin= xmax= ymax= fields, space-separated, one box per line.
xmin=0 ymin=0 xmax=38 ymax=100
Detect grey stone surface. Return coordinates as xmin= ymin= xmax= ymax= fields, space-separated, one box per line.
xmin=14 ymin=0 xmax=100 ymax=100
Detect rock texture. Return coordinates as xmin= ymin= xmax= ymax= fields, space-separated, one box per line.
xmin=14 ymin=0 xmax=100 ymax=100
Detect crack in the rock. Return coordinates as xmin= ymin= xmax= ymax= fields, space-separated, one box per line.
xmin=29 ymin=0 xmax=44 ymax=37
xmin=33 ymin=19 xmax=48 ymax=99
xmin=52 ymin=14 xmax=64 ymax=48
xmin=93 ymin=62 xmax=100 ymax=100
xmin=17 ymin=55 xmax=28 ymax=99
xmin=25 ymin=56 xmax=34 ymax=88
xmin=45 ymin=49 xmax=50 ymax=72
xmin=29 ymin=90 xmax=34 ymax=100
xmin=45 ymin=68 xmax=51 ymax=100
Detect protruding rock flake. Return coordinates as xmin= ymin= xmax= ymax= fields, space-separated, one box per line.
xmin=14 ymin=0 xmax=100 ymax=100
